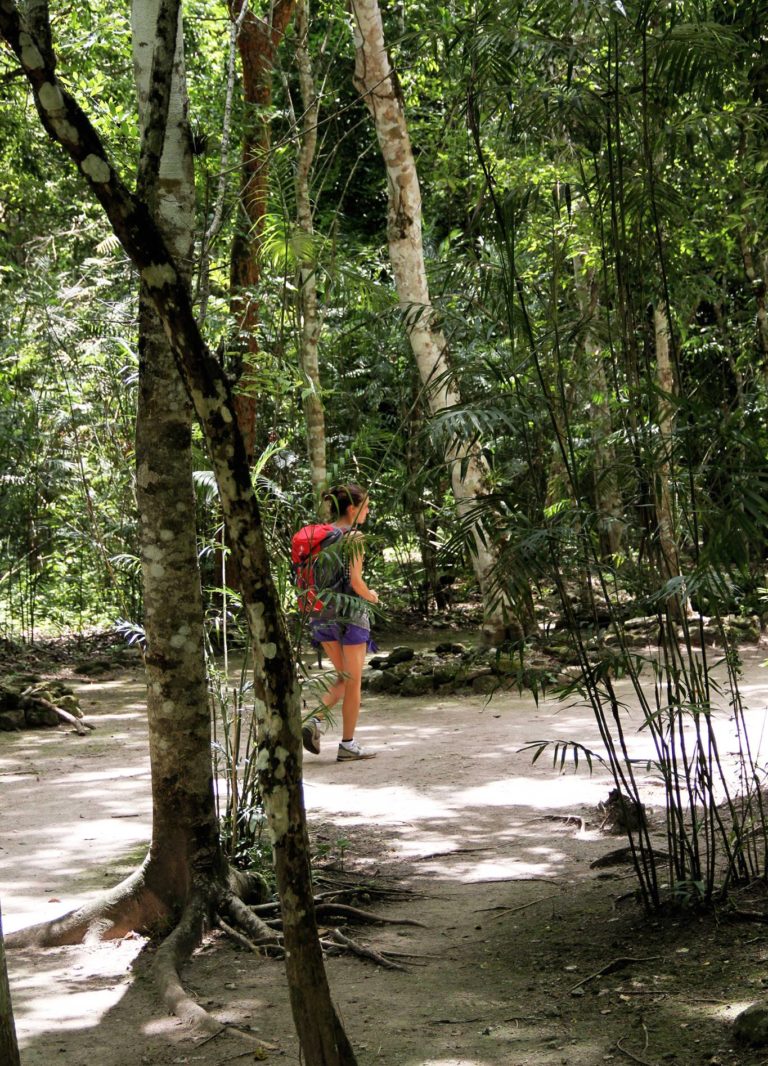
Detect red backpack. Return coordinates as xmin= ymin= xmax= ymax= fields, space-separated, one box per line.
xmin=290 ymin=523 xmax=345 ymax=613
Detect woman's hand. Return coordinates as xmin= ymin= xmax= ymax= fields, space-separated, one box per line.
xmin=367 ymin=589 xmax=379 ymax=605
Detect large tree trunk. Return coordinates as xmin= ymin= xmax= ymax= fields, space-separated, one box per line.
xmin=0 ymin=904 xmax=21 ymax=1066
xmin=229 ymin=0 xmax=296 ymax=464
xmin=294 ymin=0 xmax=327 ymax=499
xmin=0 ymin=5 xmax=357 ymax=1061
xmin=349 ymin=0 xmax=515 ymax=644
xmin=132 ymin=0 xmax=225 ymax=913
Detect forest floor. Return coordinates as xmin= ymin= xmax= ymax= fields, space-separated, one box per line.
xmin=4 ymin=635 xmax=768 ymax=1066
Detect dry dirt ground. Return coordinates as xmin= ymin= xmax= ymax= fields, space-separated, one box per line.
xmin=4 ymin=645 xmax=768 ymax=1066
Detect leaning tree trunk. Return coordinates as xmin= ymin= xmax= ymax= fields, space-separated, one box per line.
xmin=0 ymin=5 xmax=357 ymax=1062
xmin=294 ymin=0 xmax=327 ymax=499
xmin=349 ymin=0 xmax=514 ymax=644
xmin=0 ymin=904 xmax=21 ymax=1066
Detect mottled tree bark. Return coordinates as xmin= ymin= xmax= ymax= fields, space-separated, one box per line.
xmin=0 ymin=4 xmax=356 ymax=1060
xmin=0 ymin=904 xmax=20 ymax=1066
xmin=294 ymin=0 xmax=327 ymax=498
xmin=132 ymin=0 xmax=225 ymax=920
xmin=349 ymin=0 xmax=513 ymax=644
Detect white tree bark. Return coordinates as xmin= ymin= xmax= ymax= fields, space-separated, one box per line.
xmin=349 ymin=0 xmax=512 ymax=642
xmin=294 ymin=0 xmax=327 ymax=498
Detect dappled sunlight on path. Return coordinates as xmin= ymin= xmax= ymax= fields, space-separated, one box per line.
xmin=0 ymin=671 xmax=151 ymax=933
xmin=5 ymin=653 xmax=768 ymax=1064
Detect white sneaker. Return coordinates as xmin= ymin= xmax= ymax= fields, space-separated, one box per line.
xmin=302 ymin=716 xmax=326 ymax=755
xmin=336 ymin=739 xmax=376 ymax=761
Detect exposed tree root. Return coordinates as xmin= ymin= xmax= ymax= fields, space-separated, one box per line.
xmin=153 ymin=891 xmax=223 ymax=1036
xmin=4 ymin=863 xmax=275 ymax=1038
xmin=251 ymin=898 xmax=425 ymax=928
xmin=322 ymin=928 xmax=408 ymax=971
xmin=5 ymin=866 xmax=162 ymax=948
xmin=314 ymin=902 xmax=426 ymax=927
xmin=216 ymin=913 xmax=275 ymax=956
xmin=219 ymin=892 xmax=283 ymax=950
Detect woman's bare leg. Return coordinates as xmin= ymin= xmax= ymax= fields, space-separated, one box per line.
xmin=339 ymin=642 xmax=366 ymax=740
xmin=318 ymin=641 xmax=345 ymax=716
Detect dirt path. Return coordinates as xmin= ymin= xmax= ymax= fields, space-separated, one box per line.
xmin=3 ymin=651 xmax=768 ymax=1065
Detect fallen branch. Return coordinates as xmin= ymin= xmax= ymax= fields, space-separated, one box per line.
xmin=590 ymin=848 xmax=668 ymax=870
xmin=489 ymin=893 xmax=560 ymax=921
xmin=570 ymin=956 xmax=662 ymax=994
xmin=412 ymin=847 xmax=492 ymax=861
xmin=726 ymin=909 xmax=768 ymax=924
xmin=31 ymin=695 xmax=94 ymax=735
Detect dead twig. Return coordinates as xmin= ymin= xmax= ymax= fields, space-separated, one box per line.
xmin=489 ymin=893 xmax=560 ymax=921
xmin=412 ymin=847 xmax=492 ymax=861
xmin=616 ymin=1035 xmax=656 ymax=1065
xmin=541 ymin=814 xmax=588 ymax=833
xmin=570 ymin=957 xmax=662 ymax=994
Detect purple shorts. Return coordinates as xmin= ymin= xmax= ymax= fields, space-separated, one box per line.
xmin=310 ymin=621 xmax=377 ymax=651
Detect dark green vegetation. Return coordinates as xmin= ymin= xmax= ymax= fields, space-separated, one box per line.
xmin=3 ymin=0 xmax=768 ymax=939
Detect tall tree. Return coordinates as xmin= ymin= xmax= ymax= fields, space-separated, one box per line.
xmin=229 ymin=0 xmax=296 ymax=463
xmin=293 ymin=0 xmax=327 ymax=498
xmin=0 ymin=2 xmax=356 ymax=1061
xmin=349 ymin=0 xmax=515 ymax=643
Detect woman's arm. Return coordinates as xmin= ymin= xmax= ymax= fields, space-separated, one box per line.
xmin=347 ymin=531 xmax=378 ymax=604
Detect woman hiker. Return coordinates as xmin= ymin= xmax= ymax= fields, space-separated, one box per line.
xmin=302 ymin=483 xmax=379 ymax=761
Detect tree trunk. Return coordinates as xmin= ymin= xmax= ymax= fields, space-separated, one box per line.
xmin=349 ymin=0 xmax=514 ymax=644
xmin=572 ymin=250 xmax=623 ymax=559
xmin=0 ymin=5 xmax=357 ymax=1060
xmin=294 ymin=0 xmax=326 ymax=499
xmin=229 ymin=0 xmax=296 ymax=465
xmin=653 ymin=305 xmax=683 ymax=619
xmin=132 ymin=0 xmax=225 ymax=911
xmin=0 ymin=904 xmax=21 ymax=1066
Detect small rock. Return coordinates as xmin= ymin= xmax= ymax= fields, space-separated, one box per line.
xmin=0 ymin=710 xmax=25 ymax=731
xmin=400 ymin=674 xmax=433 ymax=697
xmin=387 ymin=646 xmax=415 ymax=666
xmin=24 ymin=705 xmax=60 ymax=728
